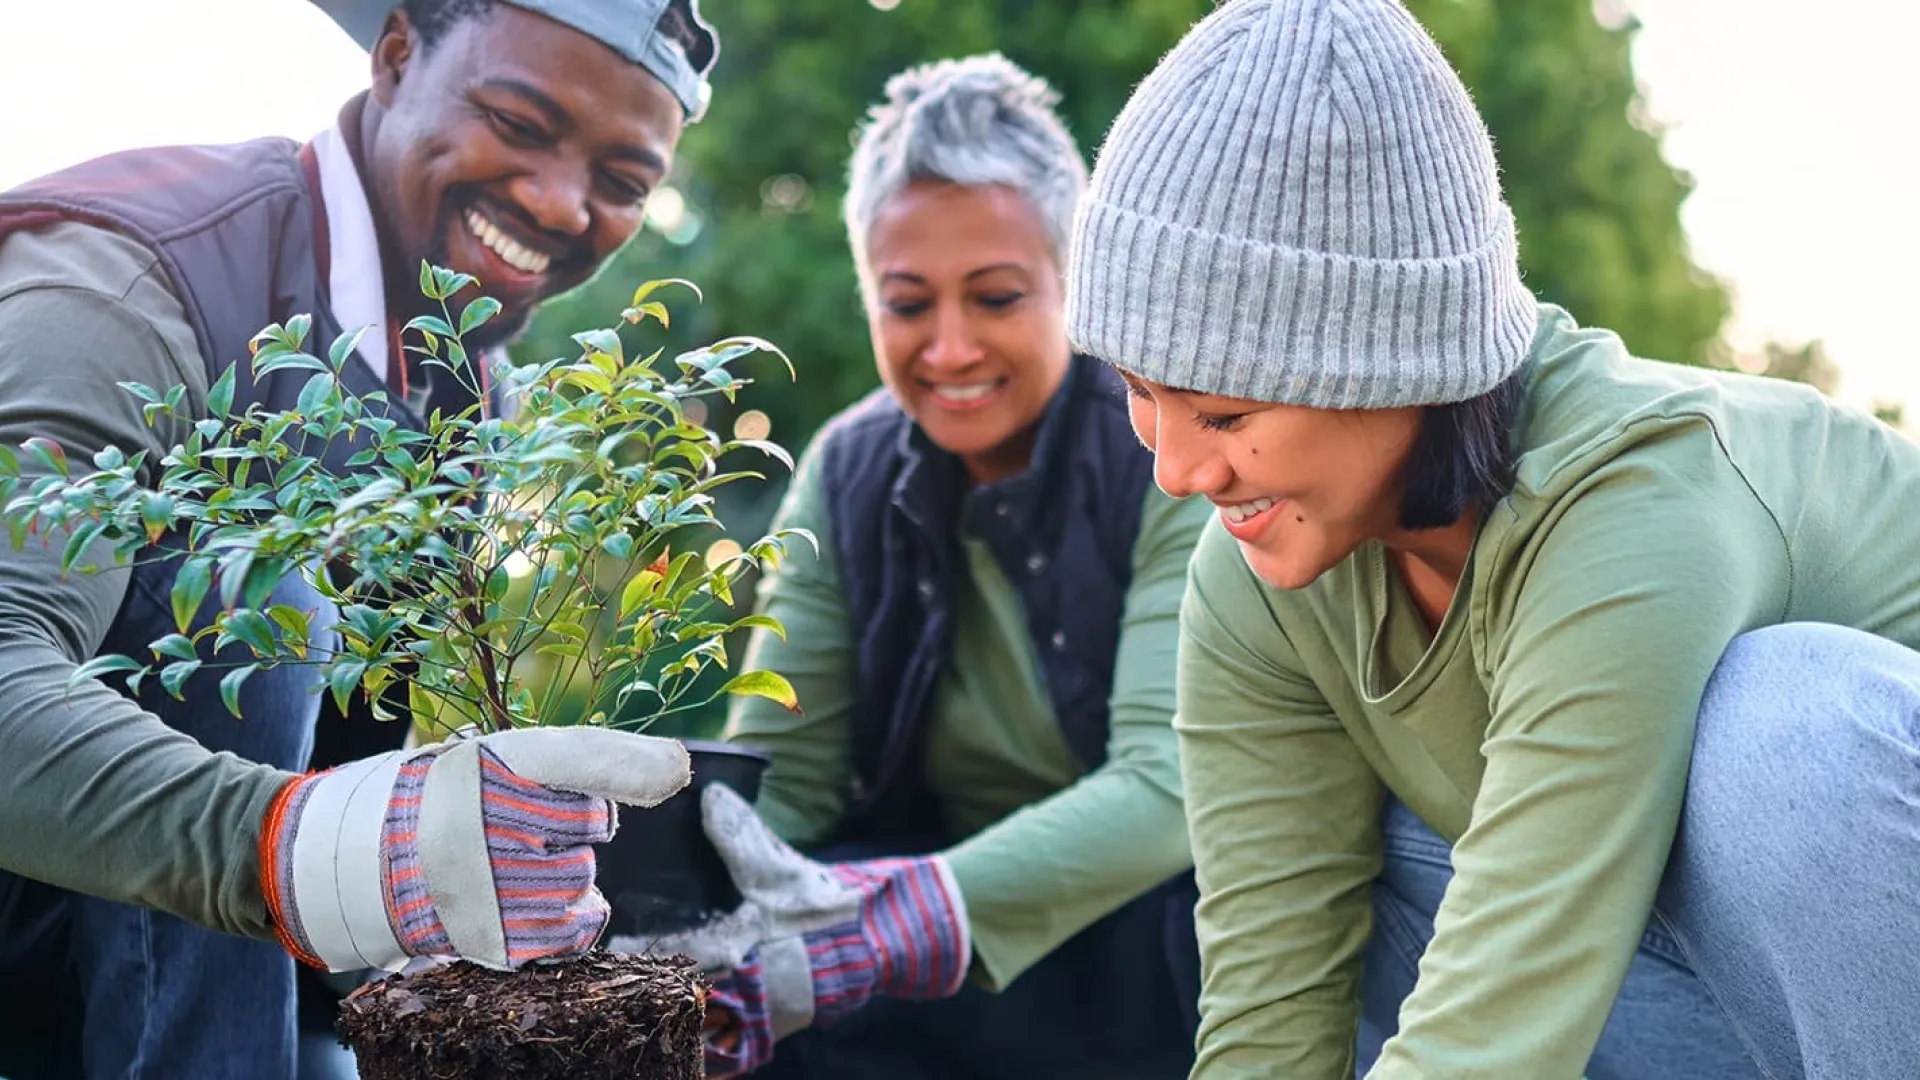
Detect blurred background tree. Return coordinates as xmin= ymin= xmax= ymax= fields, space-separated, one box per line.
xmin=510 ymin=0 xmax=1736 ymax=735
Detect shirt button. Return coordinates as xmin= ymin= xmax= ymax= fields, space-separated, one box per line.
xmin=1026 ymin=553 xmax=1047 ymax=574
xmin=1050 ymin=630 xmax=1067 ymax=651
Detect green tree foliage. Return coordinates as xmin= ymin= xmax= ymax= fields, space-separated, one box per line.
xmin=516 ymin=0 xmax=1731 ymax=494
xmin=1406 ymin=0 xmax=1730 ymax=368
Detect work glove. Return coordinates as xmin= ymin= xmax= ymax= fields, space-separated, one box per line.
xmin=259 ymin=726 xmax=690 ymax=973
xmin=644 ymin=783 xmax=970 ymax=1076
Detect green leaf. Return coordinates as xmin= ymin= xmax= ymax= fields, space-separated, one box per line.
xmin=596 ymin=431 xmax=631 ymax=459
xmin=419 ymin=259 xmax=439 ymax=300
xmin=432 ymin=266 xmax=476 ymax=299
xmin=69 ymin=654 xmax=144 ymax=687
xmin=296 ymin=372 xmax=335 ymax=417
xmin=460 ymin=296 xmax=503 ymax=336
xmin=151 ymin=633 xmax=199 ymax=662
xmin=206 ymin=365 xmax=236 ymax=418
xmin=405 ymin=314 xmax=456 ymax=339
xmin=329 ymin=324 xmax=372 ymax=371
xmin=720 ymin=669 xmax=801 ymax=713
xmin=139 ymin=491 xmax=175 ymax=543
xmin=266 ymin=605 xmax=312 ymax=659
xmin=630 ymin=278 xmax=702 ymax=307
xmin=735 ymin=438 xmax=796 ymax=472
xmin=60 ymin=519 xmax=110 ymax=575
xmin=274 ymin=457 xmax=318 ymax=489
xmin=329 ymin=658 xmax=370 ymax=713
xmin=220 ymin=665 xmax=256 ymax=718
xmin=159 ymin=660 xmax=203 ymax=700
xmin=622 ymin=300 xmax=672 ymax=328
xmin=485 ymin=565 xmax=512 ymax=603
xmin=215 ymin=547 xmax=257 ymax=610
xmin=22 ymin=437 xmax=67 ymax=478
xmin=619 ymin=568 xmax=664 ymax=618
xmin=220 ymin=609 xmax=279 ymax=657
xmin=537 ymin=642 xmax=587 ymax=662
xmin=572 ymin=328 xmax=624 ymax=362
xmin=727 ymin=613 xmax=787 ymax=641
xmin=253 ymin=350 xmax=329 ymax=377
xmin=601 ymin=531 xmax=634 ymax=560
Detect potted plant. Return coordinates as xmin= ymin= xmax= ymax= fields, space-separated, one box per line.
xmin=0 ymin=266 xmax=809 ymax=1079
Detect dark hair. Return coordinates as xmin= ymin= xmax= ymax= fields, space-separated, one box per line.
xmin=1397 ymin=370 xmax=1525 ymax=530
xmin=402 ymin=0 xmax=712 ymax=69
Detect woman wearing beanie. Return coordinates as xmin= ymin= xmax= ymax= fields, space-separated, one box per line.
xmin=643 ymin=54 xmax=1210 ymax=1078
xmin=1066 ymin=2 xmax=1920 ymax=1079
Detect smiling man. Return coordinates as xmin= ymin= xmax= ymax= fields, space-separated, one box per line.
xmin=0 ymin=2 xmax=716 ymax=1077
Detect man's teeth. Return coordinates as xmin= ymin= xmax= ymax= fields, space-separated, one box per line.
xmin=931 ymin=381 xmax=998 ymax=403
xmin=465 ymin=210 xmax=551 ymax=275
xmin=1221 ymin=496 xmax=1277 ymax=524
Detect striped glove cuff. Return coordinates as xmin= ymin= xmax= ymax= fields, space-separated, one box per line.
xmin=806 ymin=855 xmax=968 ymax=1026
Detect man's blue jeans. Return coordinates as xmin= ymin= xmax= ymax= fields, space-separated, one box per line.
xmin=0 ymin=563 xmax=331 ymax=1079
xmin=1357 ymin=622 xmax=1920 ymax=1079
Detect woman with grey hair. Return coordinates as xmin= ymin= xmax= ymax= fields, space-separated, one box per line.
xmin=647 ymin=53 xmax=1210 ymax=1078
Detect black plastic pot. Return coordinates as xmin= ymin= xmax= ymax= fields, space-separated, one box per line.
xmin=595 ymin=739 xmax=772 ymax=939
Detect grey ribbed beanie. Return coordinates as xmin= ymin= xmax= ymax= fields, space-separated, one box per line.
xmin=1066 ymin=0 xmax=1538 ymax=408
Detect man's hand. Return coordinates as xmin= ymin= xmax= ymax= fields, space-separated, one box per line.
xmin=259 ymin=726 xmax=691 ymax=973
xmin=646 ymin=784 xmax=970 ymax=1073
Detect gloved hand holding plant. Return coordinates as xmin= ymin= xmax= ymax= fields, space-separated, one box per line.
xmin=645 ymin=783 xmax=971 ymax=1076
xmin=262 ymin=725 xmax=692 ymax=974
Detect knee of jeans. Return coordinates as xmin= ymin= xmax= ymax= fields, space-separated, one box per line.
xmin=1685 ymin=622 xmax=1920 ymax=878
xmin=1697 ymin=623 xmax=1920 ymax=766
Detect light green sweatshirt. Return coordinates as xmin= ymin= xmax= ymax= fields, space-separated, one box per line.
xmin=724 ymin=426 xmax=1209 ymax=989
xmin=1180 ymin=304 xmax=1920 ymax=1079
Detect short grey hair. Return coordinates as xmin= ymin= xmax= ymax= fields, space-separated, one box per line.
xmin=845 ymin=53 xmax=1088 ymax=297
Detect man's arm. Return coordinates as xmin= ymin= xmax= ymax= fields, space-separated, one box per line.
xmin=943 ymin=486 xmax=1207 ymax=989
xmin=0 ymin=261 xmax=293 ymax=939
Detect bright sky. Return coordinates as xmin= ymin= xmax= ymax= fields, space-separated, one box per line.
xmin=1 ymin=1 xmax=1913 ymax=413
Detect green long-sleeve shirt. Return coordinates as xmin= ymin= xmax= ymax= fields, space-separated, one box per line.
xmin=0 ymin=220 xmax=290 ymax=939
xmin=723 ymin=428 xmax=1208 ymax=989
xmin=1180 ymin=304 xmax=1920 ymax=1079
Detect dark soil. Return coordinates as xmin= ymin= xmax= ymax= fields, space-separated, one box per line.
xmin=337 ymin=951 xmax=705 ymax=1080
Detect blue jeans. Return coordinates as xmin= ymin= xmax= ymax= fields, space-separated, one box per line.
xmin=1356 ymin=622 xmax=1920 ymax=1079
xmin=0 ymin=559 xmax=334 ymax=1080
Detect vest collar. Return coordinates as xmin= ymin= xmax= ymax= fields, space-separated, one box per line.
xmin=889 ymin=353 xmax=1098 ymax=546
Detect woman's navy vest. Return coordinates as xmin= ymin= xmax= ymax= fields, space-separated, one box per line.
xmin=813 ymin=353 xmax=1157 ymax=839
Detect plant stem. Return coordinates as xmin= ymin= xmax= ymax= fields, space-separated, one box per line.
xmin=455 ymin=560 xmax=514 ymax=732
